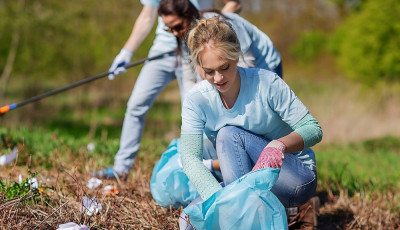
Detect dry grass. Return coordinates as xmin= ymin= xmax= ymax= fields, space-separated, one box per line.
xmin=0 ymin=160 xmax=181 ymax=229
xmin=318 ymin=189 xmax=400 ymax=229
xmin=1 ymin=161 xmax=399 ymax=229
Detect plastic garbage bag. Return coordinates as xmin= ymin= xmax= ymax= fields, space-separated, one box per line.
xmin=184 ymin=168 xmax=288 ymax=230
xmin=150 ymin=138 xmax=199 ymax=208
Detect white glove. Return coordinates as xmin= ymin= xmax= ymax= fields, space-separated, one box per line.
xmin=177 ymin=157 xmax=213 ymax=172
xmin=203 ymin=159 xmax=214 ymax=172
xmin=108 ymin=48 xmax=133 ymax=80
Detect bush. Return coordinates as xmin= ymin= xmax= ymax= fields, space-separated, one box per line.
xmin=330 ymin=0 xmax=400 ymax=84
xmin=291 ymin=30 xmax=327 ymax=63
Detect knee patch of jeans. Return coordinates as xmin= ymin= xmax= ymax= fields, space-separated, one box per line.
xmin=216 ymin=126 xmax=241 ymax=143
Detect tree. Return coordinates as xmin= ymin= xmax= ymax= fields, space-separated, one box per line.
xmin=0 ymin=0 xmax=25 ymax=103
xmin=331 ymin=0 xmax=400 ymax=84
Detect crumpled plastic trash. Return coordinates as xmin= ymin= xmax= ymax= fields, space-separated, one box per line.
xmin=184 ymin=168 xmax=288 ymax=230
xmin=87 ymin=143 xmax=95 ymax=153
xmin=56 ymin=222 xmax=89 ymax=230
xmin=18 ymin=174 xmax=39 ymax=190
xmin=102 ymin=185 xmax=119 ymax=196
xmin=87 ymin=177 xmax=102 ymax=189
xmin=150 ymin=139 xmax=199 ymax=208
xmin=29 ymin=177 xmax=38 ymax=189
xmin=0 ymin=147 xmax=17 ymax=165
xmin=81 ymin=196 xmax=102 ymax=216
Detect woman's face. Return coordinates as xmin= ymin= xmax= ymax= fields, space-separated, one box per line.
xmin=197 ymin=47 xmax=239 ymax=95
xmin=161 ymin=14 xmax=189 ymax=39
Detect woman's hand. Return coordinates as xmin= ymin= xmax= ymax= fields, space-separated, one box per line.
xmin=252 ymin=140 xmax=286 ymax=171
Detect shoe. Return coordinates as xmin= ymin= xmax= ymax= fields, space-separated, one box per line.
xmin=288 ymin=196 xmax=320 ymax=230
xmin=91 ymin=166 xmax=127 ymax=181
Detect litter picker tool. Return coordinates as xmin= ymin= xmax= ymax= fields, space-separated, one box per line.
xmin=0 ymin=50 xmax=174 ymax=115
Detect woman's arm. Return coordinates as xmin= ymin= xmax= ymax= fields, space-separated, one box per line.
xmin=253 ymin=113 xmax=322 ymax=170
xmin=221 ymin=0 xmax=242 ymax=13
xmin=123 ymin=5 xmax=158 ymax=52
xmin=279 ymin=113 xmax=323 ymax=153
xmin=181 ymin=134 xmax=222 ymax=200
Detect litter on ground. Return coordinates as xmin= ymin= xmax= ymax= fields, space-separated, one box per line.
xmin=87 ymin=177 xmax=102 ymax=189
xmin=81 ymin=196 xmax=102 ymax=216
xmin=0 ymin=147 xmax=17 ymax=165
xmin=56 ymin=222 xmax=89 ymax=230
xmin=102 ymin=185 xmax=119 ymax=195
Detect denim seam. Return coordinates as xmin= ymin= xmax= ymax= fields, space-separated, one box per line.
xmin=233 ymin=133 xmax=247 ymax=177
xmin=290 ymin=172 xmax=317 ymax=206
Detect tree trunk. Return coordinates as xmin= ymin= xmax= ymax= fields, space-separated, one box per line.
xmin=0 ymin=0 xmax=26 ymax=104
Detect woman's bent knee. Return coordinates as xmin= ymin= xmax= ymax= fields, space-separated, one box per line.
xmin=216 ymin=126 xmax=242 ymax=143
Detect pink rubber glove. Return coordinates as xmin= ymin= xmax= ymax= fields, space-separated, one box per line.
xmin=252 ymin=140 xmax=286 ymax=171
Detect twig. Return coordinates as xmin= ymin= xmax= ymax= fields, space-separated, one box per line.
xmin=32 ymin=200 xmax=69 ymax=229
xmin=64 ymin=169 xmax=86 ymax=198
xmin=0 ymin=193 xmax=36 ymax=210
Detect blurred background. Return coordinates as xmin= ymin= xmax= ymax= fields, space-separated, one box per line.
xmin=1 ymin=0 xmax=399 ymax=144
xmin=1 ymin=0 xmax=400 ymax=162
xmin=0 ymin=0 xmax=399 ymax=228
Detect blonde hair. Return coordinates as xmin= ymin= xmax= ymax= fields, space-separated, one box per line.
xmin=187 ymin=17 xmax=241 ymax=67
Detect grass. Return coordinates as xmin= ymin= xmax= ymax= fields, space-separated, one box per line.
xmin=2 ymin=127 xmax=400 ymax=197
xmin=317 ymin=136 xmax=400 ymax=196
xmin=0 ymin=163 xmax=181 ymax=229
xmin=1 ymin=126 xmax=400 ymax=229
xmin=1 ymin=64 xmax=400 ymax=228
xmin=0 ymin=171 xmax=40 ymax=201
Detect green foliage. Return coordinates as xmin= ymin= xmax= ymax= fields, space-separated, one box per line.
xmin=361 ymin=136 xmax=400 ymax=153
xmin=329 ymin=0 xmax=400 ymax=84
xmin=0 ymin=172 xmax=39 ymax=201
xmin=291 ymin=30 xmax=328 ymax=63
xmin=317 ymin=136 xmax=400 ymax=196
xmin=0 ymin=0 xmax=143 ymax=83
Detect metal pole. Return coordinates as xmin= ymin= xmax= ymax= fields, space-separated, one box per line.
xmin=0 ymin=50 xmax=174 ymax=115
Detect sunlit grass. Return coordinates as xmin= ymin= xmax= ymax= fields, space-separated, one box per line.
xmin=317 ymin=136 xmax=400 ymax=196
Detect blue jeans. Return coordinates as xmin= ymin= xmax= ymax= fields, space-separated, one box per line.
xmin=216 ymin=126 xmax=316 ymax=208
xmin=113 ymin=54 xmax=185 ymax=174
xmin=179 ymin=126 xmax=316 ymax=229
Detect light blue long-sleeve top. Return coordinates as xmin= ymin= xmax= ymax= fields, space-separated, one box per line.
xmin=180 ymin=67 xmax=323 ymax=199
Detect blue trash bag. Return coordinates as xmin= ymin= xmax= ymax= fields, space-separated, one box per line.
xmin=150 ymin=138 xmax=199 ymax=208
xmin=184 ymin=168 xmax=288 ymax=230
